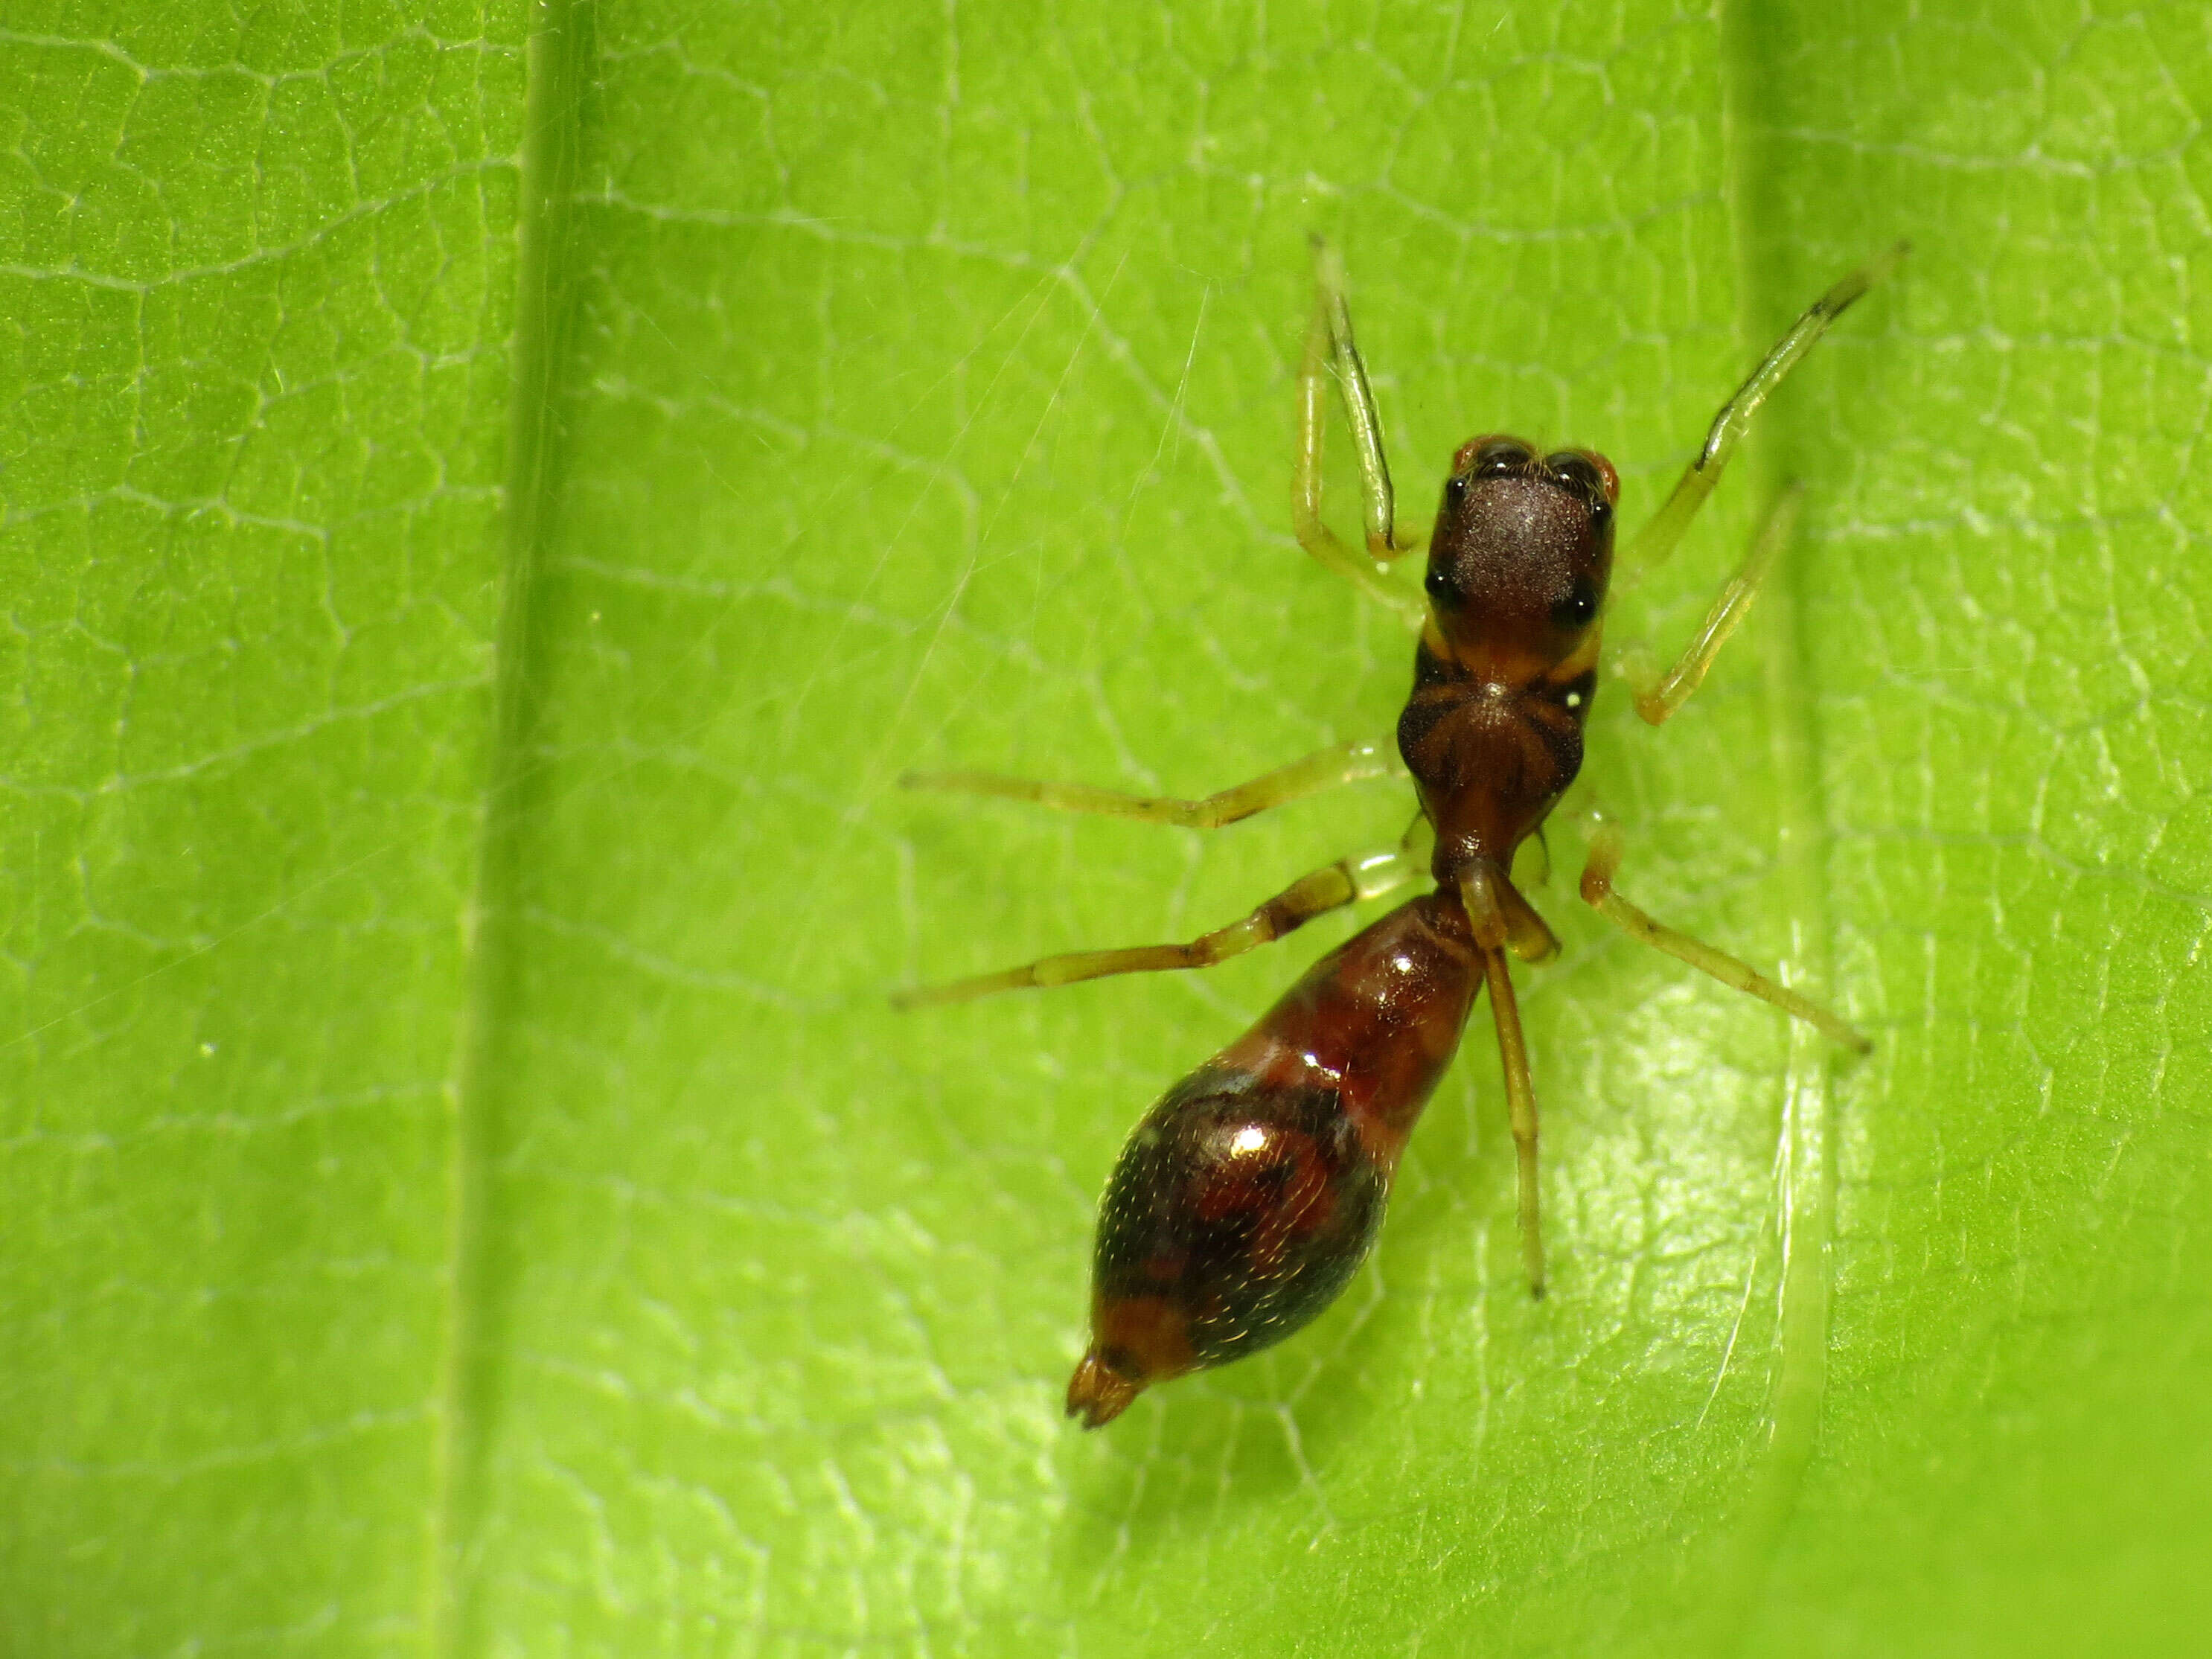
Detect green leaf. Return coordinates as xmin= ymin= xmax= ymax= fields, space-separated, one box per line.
xmin=3 ymin=1 xmax=524 ymax=1647
xmin=6 ymin=0 xmax=2209 ymax=1654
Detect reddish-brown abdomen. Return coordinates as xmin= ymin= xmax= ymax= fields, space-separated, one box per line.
xmin=1067 ymin=894 xmax=1480 ymax=1427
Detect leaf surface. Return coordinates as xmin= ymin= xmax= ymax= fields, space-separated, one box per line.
xmin=5 ymin=1 xmax=2209 ymax=1654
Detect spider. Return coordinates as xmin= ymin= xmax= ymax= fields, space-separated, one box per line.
xmin=900 ymin=237 xmax=1902 ymax=1426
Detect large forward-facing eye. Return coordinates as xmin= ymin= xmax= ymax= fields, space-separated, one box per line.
xmin=1546 ymin=451 xmax=1616 ymax=522
xmin=1474 ymin=437 xmax=1534 ymax=475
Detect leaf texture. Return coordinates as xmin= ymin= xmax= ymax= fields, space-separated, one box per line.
xmin=4 ymin=1 xmax=2208 ymax=1654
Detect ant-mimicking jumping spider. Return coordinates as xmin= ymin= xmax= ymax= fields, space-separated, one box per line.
xmin=901 ymin=238 xmax=1901 ymax=1427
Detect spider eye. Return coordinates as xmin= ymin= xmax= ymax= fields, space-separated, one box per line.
xmin=1545 ymin=449 xmax=1621 ymax=513
xmin=1475 ymin=438 xmax=1532 ymax=475
xmin=1547 ymin=451 xmax=1604 ymax=496
xmin=1550 ymin=579 xmax=1599 ymax=631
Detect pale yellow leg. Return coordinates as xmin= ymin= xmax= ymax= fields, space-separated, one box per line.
xmin=1624 ymin=243 xmax=1906 ymax=580
xmin=900 ymin=735 xmax=1403 ymax=829
xmin=1623 ymin=482 xmax=1806 ymax=726
xmin=1460 ymin=866 xmax=1549 ymax=1297
xmin=1295 ymin=237 xmax=1428 ymax=627
xmin=1483 ymin=947 xmax=1547 ymax=1299
xmin=1577 ymin=820 xmax=1870 ymax=1053
xmin=894 ymin=842 xmax=1422 ymax=1009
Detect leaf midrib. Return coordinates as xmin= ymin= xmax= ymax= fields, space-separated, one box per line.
xmin=426 ymin=2 xmax=595 ymax=1652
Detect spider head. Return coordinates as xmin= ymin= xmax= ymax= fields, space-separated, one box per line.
xmin=1423 ymin=436 xmax=1618 ymax=677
